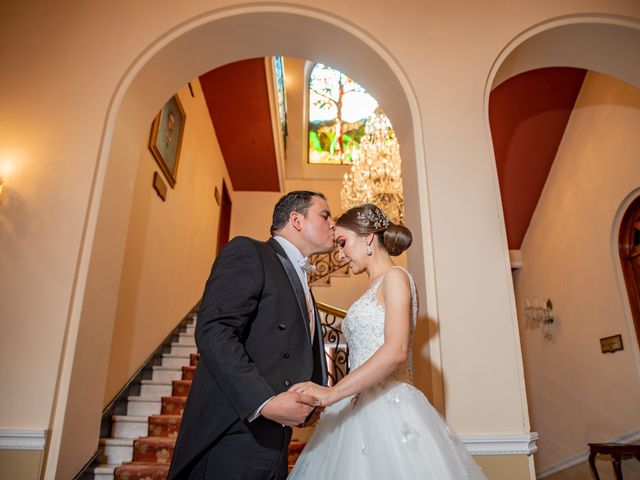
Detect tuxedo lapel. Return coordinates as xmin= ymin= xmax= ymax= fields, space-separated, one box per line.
xmin=267 ymin=237 xmax=312 ymax=343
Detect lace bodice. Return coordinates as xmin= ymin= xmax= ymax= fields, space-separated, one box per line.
xmin=342 ymin=266 xmax=417 ymax=384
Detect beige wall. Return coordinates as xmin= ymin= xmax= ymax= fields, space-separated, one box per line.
xmin=1 ymin=1 xmax=639 ymax=478
xmin=513 ymin=71 xmax=640 ymax=472
xmin=229 ymin=191 xmax=282 ymax=241
xmin=104 ymin=81 xmax=231 ymax=403
xmin=0 ymin=450 xmax=44 ymax=480
xmin=475 ymin=454 xmax=534 ymax=480
xmin=53 ymin=79 xmax=231 ymax=479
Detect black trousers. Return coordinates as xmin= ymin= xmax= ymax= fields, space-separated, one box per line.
xmin=187 ymin=420 xmax=291 ymax=480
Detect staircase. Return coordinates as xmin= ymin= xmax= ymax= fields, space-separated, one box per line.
xmin=90 ymin=312 xmax=318 ymax=479
xmin=92 ymin=316 xmax=197 ymax=479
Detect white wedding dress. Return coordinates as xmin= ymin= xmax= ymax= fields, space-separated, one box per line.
xmin=288 ymin=267 xmax=487 ymax=479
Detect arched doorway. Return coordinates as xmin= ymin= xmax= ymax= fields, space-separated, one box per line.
xmin=46 ymin=6 xmax=433 ymax=478
xmin=486 ymin=15 xmax=640 ymax=478
xmin=619 ymin=194 xmax=640 ymax=349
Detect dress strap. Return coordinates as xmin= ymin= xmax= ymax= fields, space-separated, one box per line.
xmin=373 ymin=265 xmax=414 ymax=294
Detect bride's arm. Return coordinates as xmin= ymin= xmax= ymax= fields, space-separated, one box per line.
xmin=291 ymin=268 xmax=411 ymax=406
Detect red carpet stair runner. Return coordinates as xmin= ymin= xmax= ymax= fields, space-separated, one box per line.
xmin=94 ymin=317 xmax=306 ymax=480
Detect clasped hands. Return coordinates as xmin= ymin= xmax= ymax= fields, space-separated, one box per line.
xmin=288 ymin=381 xmax=335 ymax=407
xmin=260 ymin=382 xmax=335 ymax=428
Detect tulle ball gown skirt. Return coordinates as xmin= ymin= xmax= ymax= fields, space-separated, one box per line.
xmin=288 ymin=381 xmax=487 ymax=479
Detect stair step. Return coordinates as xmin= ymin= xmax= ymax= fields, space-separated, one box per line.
xmin=91 ymin=311 xmax=201 ymax=479
xmin=177 ymin=333 xmax=195 ymax=344
xmin=148 ymin=415 xmax=181 ymax=438
xmin=190 ymin=353 xmax=200 ymax=366
xmin=127 ymin=396 xmax=161 ymax=417
xmin=288 ymin=440 xmax=306 ymax=469
xmin=93 ymin=463 xmax=117 ymax=480
xmin=99 ymin=438 xmax=134 ymax=465
xmin=170 ymin=343 xmax=197 ymax=356
xmin=132 ymin=437 xmax=176 ymax=464
xmin=161 ymin=353 xmax=190 ymax=368
xmin=171 ymin=379 xmax=191 ymax=397
xmin=93 ymin=308 xmax=314 ymax=478
xmin=114 ymin=462 xmax=169 ymax=480
xmin=111 ymin=415 xmax=148 ymax=439
xmin=140 ymin=380 xmax=172 ymax=397
xmin=152 ymin=366 xmax=183 ymax=382
xmin=161 ymin=396 xmax=186 ymax=415
xmin=181 ymin=365 xmax=196 ymax=380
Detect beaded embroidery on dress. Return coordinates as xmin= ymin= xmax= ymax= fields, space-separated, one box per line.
xmin=288 ymin=267 xmax=487 ymax=479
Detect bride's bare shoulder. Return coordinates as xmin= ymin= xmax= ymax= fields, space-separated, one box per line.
xmin=384 ymin=266 xmax=411 ymax=287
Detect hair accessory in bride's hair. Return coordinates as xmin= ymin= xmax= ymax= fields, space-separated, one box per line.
xmin=356 ymin=206 xmax=390 ymax=230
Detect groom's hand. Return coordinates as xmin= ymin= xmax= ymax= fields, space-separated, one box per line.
xmin=298 ymin=406 xmax=324 ymax=428
xmin=260 ymin=391 xmax=321 ymax=426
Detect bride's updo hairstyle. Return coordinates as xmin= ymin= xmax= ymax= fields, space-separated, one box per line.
xmin=336 ymin=204 xmax=412 ymax=256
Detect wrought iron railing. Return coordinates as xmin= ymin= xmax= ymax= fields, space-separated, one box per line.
xmin=308 ymin=248 xmax=349 ymax=285
xmin=317 ymin=301 xmax=349 ymax=386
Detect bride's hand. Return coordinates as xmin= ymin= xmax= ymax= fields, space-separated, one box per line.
xmin=289 ymin=381 xmax=336 ymax=406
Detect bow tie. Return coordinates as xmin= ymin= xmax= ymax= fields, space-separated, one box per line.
xmin=298 ymin=258 xmax=316 ymax=272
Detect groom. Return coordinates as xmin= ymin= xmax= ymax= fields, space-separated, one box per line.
xmin=168 ymin=191 xmax=334 ymax=480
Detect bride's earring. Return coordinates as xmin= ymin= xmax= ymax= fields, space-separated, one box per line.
xmin=366 ymin=245 xmax=372 ymax=256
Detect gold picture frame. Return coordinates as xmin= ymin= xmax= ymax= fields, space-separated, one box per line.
xmin=149 ymin=95 xmax=185 ymax=188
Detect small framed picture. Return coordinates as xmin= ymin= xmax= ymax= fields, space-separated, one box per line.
xmin=149 ymin=95 xmax=185 ymax=188
xmin=600 ymin=334 xmax=623 ymax=354
xmin=152 ymin=171 xmax=167 ymax=201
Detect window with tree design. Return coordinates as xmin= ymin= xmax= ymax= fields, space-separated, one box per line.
xmin=308 ymin=63 xmax=380 ymax=165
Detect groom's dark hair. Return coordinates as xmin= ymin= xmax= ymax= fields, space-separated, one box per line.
xmin=271 ymin=191 xmax=326 ymax=235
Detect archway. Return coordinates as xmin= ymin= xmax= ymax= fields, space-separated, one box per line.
xmin=489 ymin=18 xmax=640 ymax=91
xmin=45 ymin=5 xmax=434 ymax=478
xmin=485 ymin=15 xmax=640 ymax=478
xmin=619 ymin=193 xmax=640 ymax=349
xmin=615 ymin=189 xmax=640 ymax=371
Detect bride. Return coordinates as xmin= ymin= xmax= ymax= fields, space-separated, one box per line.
xmin=288 ymin=204 xmax=487 ymax=479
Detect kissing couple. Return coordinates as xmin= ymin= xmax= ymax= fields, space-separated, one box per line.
xmin=168 ymin=191 xmax=486 ymax=479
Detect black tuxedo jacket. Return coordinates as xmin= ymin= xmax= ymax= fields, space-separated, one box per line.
xmin=168 ymin=236 xmax=327 ymax=479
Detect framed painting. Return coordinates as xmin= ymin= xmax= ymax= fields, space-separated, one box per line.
xmin=149 ymin=95 xmax=185 ymax=188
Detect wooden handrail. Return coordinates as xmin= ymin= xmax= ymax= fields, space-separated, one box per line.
xmin=316 ymin=301 xmax=347 ymax=318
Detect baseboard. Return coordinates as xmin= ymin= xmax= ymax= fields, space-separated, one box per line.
xmin=536 ymin=427 xmax=640 ymax=478
xmin=461 ymin=432 xmax=538 ymax=455
xmin=0 ymin=429 xmax=47 ymax=450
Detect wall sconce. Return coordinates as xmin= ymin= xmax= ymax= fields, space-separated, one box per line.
xmin=524 ymin=298 xmax=555 ymax=339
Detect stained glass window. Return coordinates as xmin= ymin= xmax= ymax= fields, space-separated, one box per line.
xmin=273 ymin=56 xmax=287 ymax=149
xmin=308 ymin=64 xmax=380 ymax=165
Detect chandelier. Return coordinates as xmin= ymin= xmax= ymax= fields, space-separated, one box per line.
xmin=341 ymin=110 xmax=404 ymax=223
